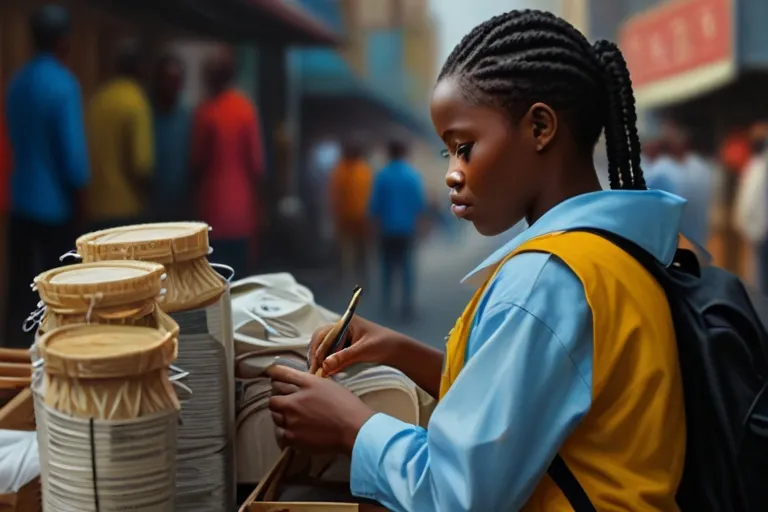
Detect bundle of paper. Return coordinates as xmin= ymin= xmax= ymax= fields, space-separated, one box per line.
xmin=238 ymin=288 xmax=415 ymax=511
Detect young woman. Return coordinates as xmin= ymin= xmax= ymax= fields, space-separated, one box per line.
xmin=268 ymin=10 xmax=686 ymax=511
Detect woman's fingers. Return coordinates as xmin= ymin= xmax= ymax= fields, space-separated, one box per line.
xmin=322 ymin=342 xmax=365 ymax=375
xmin=271 ymin=411 xmax=286 ymax=428
xmin=271 ymin=381 xmax=300 ymax=396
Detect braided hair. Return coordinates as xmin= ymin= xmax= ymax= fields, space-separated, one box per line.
xmin=439 ymin=10 xmax=645 ymax=190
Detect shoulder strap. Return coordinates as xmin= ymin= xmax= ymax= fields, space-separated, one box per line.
xmin=547 ymin=455 xmax=596 ymax=512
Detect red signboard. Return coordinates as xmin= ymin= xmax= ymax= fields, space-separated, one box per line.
xmin=618 ymin=0 xmax=733 ymax=88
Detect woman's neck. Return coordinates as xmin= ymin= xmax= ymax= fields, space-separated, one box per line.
xmin=526 ymin=162 xmax=602 ymax=226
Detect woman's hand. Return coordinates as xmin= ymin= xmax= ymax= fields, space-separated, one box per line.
xmin=310 ymin=316 xmax=446 ymax=399
xmin=309 ymin=316 xmax=403 ymax=377
xmin=268 ymin=365 xmax=375 ymax=455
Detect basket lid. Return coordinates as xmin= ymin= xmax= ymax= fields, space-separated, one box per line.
xmin=34 ymin=261 xmax=165 ymax=311
xmin=38 ymin=324 xmax=176 ymax=379
xmin=76 ymin=222 xmax=211 ymax=264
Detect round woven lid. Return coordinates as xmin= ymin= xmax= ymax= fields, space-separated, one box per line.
xmin=34 ymin=261 xmax=165 ymax=311
xmin=38 ymin=324 xmax=176 ymax=379
xmin=76 ymin=222 xmax=210 ymax=264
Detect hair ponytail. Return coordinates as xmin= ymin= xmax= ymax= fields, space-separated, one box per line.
xmin=592 ymin=40 xmax=646 ymax=190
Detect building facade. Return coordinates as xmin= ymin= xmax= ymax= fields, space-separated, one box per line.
xmin=587 ymin=0 xmax=768 ymax=151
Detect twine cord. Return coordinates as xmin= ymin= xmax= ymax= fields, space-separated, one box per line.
xmin=59 ymin=250 xmax=81 ymax=263
xmin=89 ymin=418 xmax=100 ymax=512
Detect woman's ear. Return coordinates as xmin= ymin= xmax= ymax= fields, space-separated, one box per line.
xmin=525 ymin=102 xmax=558 ymax=152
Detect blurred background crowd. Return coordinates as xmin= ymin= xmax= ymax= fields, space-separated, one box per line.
xmin=2 ymin=0 xmax=768 ymax=349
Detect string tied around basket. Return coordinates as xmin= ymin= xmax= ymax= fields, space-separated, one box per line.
xmin=209 ymin=262 xmax=235 ymax=283
xmin=22 ymin=300 xmax=47 ymax=333
xmin=59 ymin=249 xmax=82 ymax=263
xmin=85 ymin=293 xmax=105 ymax=324
xmin=169 ymin=365 xmax=193 ymax=425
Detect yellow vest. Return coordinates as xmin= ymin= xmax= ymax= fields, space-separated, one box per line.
xmin=440 ymin=231 xmax=686 ymax=511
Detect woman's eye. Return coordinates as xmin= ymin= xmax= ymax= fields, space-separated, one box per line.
xmin=456 ymin=143 xmax=473 ymax=161
xmin=440 ymin=148 xmax=451 ymax=159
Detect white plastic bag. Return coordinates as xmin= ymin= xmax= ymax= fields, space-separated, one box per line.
xmin=0 ymin=430 xmax=39 ymax=493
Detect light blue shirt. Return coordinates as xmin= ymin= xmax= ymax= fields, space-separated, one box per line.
xmin=6 ymin=54 xmax=89 ymax=224
xmin=369 ymin=160 xmax=426 ymax=237
xmin=350 ymin=189 xmax=685 ymax=511
xmin=646 ymin=154 xmax=713 ymax=249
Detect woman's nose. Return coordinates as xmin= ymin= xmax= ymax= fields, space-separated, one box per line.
xmin=445 ymin=170 xmax=464 ymax=189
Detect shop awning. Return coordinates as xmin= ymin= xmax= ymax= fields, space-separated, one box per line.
xmin=98 ymin=0 xmax=340 ymax=45
xmin=297 ymin=49 xmax=439 ymax=145
xmin=618 ymin=0 xmax=736 ymax=109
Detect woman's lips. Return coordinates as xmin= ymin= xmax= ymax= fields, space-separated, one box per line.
xmin=451 ymin=203 xmax=473 ymax=219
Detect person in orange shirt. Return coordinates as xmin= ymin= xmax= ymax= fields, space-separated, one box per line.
xmin=328 ymin=141 xmax=373 ymax=284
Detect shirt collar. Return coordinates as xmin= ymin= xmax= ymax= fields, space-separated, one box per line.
xmin=463 ymin=189 xmax=690 ymax=287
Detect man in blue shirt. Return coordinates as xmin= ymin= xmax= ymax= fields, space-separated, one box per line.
xmin=4 ymin=4 xmax=89 ymax=347
xmin=152 ymin=53 xmax=191 ymax=221
xmin=369 ymin=140 xmax=426 ymax=320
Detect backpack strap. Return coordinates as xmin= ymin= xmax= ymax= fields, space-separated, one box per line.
xmin=547 ymin=455 xmax=596 ymax=512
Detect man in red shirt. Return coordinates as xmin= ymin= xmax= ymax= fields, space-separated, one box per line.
xmin=191 ymin=47 xmax=264 ymax=278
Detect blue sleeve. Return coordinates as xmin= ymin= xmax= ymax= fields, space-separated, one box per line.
xmin=350 ymin=253 xmax=594 ymax=511
xmin=368 ymin=172 xmax=382 ymax=220
xmin=53 ymin=77 xmax=89 ymax=189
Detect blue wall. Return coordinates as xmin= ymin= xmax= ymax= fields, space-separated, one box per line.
xmin=365 ymin=29 xmax=405 ymax=99
xmin=296 ymin=0 xmax=344 ymax=34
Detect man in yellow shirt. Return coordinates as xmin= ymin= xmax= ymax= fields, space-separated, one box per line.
xmin=87 ymin=40 xmax=153 ymax=230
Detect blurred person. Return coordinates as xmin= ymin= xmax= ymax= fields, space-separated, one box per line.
xmin=152 ymin=53 xmax=191 ymax=221
xmin=734 ymin=122 xmax=768 ymax=291
xmin=646 ymin=126 xmax=713 ymax=250
xmin=87 ymin=39 xmax=153 ymax=230
xmin=329 ymin=141 xmax=373 ymax=284
xmin=4 ymin=4 xmax=89 ymax=348
xmin=192 ymin=46 xmax=264 ymax=279
xmin=369 ymin=140 xmax=426 ymax=320
xmin=269 ymin=10 xmax=690 ymax=511
xmin=719 ymin=128 xmax=752 ymax=273
xmin=641 ymin=136 xmax=664 ymax=171
xmin=309 ymin=138 xmax=341 ymax=243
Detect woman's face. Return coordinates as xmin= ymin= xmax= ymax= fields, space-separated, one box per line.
xmin=430 ymin=77 xmax=544 ymax=236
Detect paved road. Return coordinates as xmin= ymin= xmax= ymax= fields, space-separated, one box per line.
xmin=299 ymin=225 xmax=514 ymax=350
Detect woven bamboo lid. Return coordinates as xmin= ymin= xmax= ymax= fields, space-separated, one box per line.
xmin=38 ymin=325 xmax=177 ymax=379
xmin=77 ymin=222 xmax=211 ymax=264
xmin=34 ymin=261 xmax=165 ymax=311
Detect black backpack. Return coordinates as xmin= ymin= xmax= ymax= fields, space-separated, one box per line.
xmin=546 ymin=228 xmax=768 ymax=512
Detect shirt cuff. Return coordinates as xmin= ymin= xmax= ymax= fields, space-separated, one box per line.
xmin=350 ymin=412 xmax=413 ymax=500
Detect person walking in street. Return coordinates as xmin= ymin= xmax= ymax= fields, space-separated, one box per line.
xmin=152 ymin=53 xmax=191 ymax=221
xmin=368 ymin=139 xmax=426 ymax=320
xmin=646 ymin=125 xmax=713 ymax=252
xmin=719 ymin=128 xmax=752 ymax=274
xmin=4 ymin=4 xmax=89 ymax=348
xmin=734 ymin=122 xmax=768 ymax=291
xmin=87 ymin=39 xmax=154 ymax=231
xmin=269 ymin=10 xmax=690 ymax=511
xmin=192 ymin=46 xmax=264 ymax=278
xmin=328 ymin=141 xmax=373 ymax=285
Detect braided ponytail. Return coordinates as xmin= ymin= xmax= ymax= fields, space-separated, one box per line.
xmin=592 ymin=40 xmax=646 ymax=190
xmin=439 ymin=10 xmax=646 ymax=191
